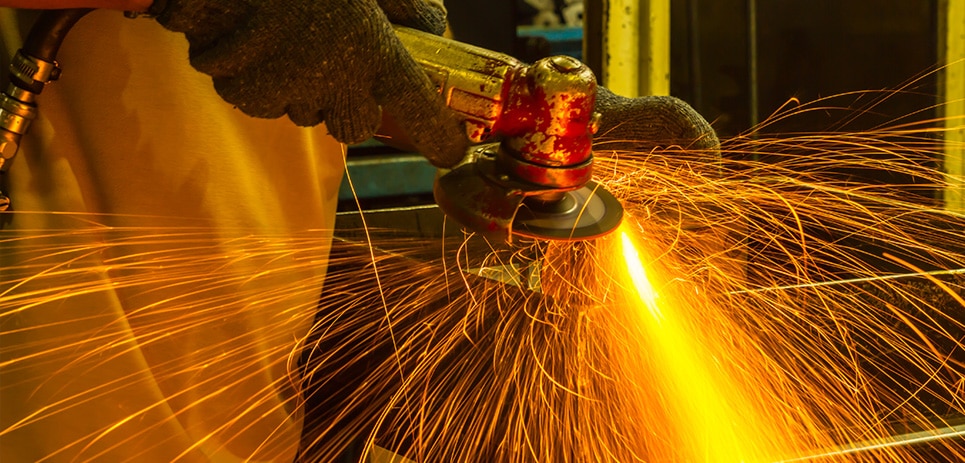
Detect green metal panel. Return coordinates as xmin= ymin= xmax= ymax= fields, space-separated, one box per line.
xmin=338 ymin=153 xmax=437 ymax=202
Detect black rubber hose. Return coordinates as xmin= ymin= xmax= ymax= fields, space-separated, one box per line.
xmin=13 ymin=8 xmax=92 ymax=93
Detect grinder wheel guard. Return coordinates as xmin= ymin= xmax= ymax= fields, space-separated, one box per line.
xmin=432 ymin=149 xmax=624 ymax=242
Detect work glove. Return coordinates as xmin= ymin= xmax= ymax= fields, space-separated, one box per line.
xmin=151 ymin=0 xmax=467 ymax=167
xmin=593 ymin=87 xmax=720 ymax=156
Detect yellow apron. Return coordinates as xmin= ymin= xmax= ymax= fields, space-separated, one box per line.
xmin=1 ymin=9 xmax=343 ymax=462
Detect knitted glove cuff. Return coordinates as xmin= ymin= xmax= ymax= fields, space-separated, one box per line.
xmin=595 ymin=87 xmax=720 ymax=154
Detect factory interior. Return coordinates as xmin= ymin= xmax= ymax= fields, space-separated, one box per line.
xmin=327 ymin=1 xmax=965 ymax=461
xmin=1 ymin=0 xmax=964 ymax=462
xmin=340 ymin=0 xmax=959 ymax=213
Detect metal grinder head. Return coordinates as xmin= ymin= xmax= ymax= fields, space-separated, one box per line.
xmin=429 ymin=52 xmax=624 ymax=242
xmin=396 ymin=27 xmax=624 ymax=242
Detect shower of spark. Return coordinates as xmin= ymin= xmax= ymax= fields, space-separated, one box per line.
xmin=1 ymin=87 xmax=964 ymax=462
xmin=618 ymin=226 xmax=773 ymax=461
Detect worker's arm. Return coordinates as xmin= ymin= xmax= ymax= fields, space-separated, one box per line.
xmin=0 ymin=1 xmax=151 ymax=10
xmin=154 ymin=0 xmax=467 ymax=167
xmin=1 ymin=0 xmax=465 ymax=166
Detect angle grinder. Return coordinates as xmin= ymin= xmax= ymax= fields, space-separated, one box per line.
xmin=393 ymin=27 xmax=624 ymax=243
xmin=1 ymin=11 xmax=623 ymax=242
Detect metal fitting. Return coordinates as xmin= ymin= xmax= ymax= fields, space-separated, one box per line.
xmin=0 ymin=84 xmax=39 ymax=173
xmin=1 ymin=92 xmax=38 ymax=134
xmin=1 ymin=119 xmax=30 ymax=173
xmin=10 ymin=51 xmax=60 ymax=87
xmin=1 ymin=141 xmax=16 ymax=171
xmin=1 ymin=52 xmax=45 ymax=212
xmin=1 ymin=133 xmax=18 ymax=163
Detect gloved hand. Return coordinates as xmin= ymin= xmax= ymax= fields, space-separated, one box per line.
xmin=593 ymin=87 xmax=720 ymax=156
xmin=152 ymin=0 xmax=467 ymax=167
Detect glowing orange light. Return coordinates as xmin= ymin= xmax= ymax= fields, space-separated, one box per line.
xmin=619 ymin=223 xmax=775 ymax=462
xmin=621 ymin=230 xmax=662 ymax=322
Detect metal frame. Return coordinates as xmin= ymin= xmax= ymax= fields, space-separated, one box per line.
xmin=584 ymin=0 xmax=671 ymax=97
xmin=942 ymin=0 xmax=964 ymax=213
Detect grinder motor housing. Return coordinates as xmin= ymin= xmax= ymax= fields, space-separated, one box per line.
xmin=394 ymin=26 xmax=623 ymax=242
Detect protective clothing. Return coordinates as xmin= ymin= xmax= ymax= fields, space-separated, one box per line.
xmin=154 ymin=0 xmax=468 ymax=168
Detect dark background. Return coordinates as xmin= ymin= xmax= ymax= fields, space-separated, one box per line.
xmin=449 ymin=0 xmax=939 ymax=138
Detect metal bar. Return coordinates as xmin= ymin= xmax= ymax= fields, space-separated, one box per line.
xmin=778 ymin=423 xmax=965 ymax=462
xmin=942 ymin=0 xmax=965 ymax=213
xmin=603 ymin=0 xmax=643 ymax=96
xmin=687 ymin=0 xmax=703 ymax=111
xmin=730 ymin=268 xmax=965 ymax=296
xmin=583 ymin=0 xmax=605 ymax=79
xmin=644 ymin=0 xmax=671 ymax=96
xmin=747 ymin=0 xmax=759 ymax=131
xmin=585 ymin=0 xmax=671 ymax=97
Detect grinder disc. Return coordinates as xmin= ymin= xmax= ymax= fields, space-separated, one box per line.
xmin=512 ymin=181 xmax=624 ymax=241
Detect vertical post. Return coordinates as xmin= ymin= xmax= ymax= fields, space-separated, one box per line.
xmin=747 ymin=0 xmax=759 ymax=131
xmin=941 ymin=0 xmax=964 ymax=213
xmin=604 ymin=0 xmax=643 ymax=97
xmin=642 ymin=0 xmax=671 ymax=96
xmin=584 ymin=0 xmax=671 ymax=97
